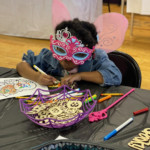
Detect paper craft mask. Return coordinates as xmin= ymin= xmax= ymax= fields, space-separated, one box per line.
xmin=51 ymin=0 xmax=128 ymax=64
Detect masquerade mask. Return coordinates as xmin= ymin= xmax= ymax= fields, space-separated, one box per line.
xmin=50 ymin=27 xmax=95 ymax=65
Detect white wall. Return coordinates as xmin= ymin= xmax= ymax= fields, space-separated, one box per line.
xmin=0 ymin=0 xmax=102 ymax=39
xmin=127 ymin=0 xmax=150 ymax=15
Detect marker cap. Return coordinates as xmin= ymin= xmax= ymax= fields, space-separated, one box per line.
xmin=133 ymin=108 xmax=149 ymax=115
xmin=103 ymin=129 xmax=117 ymax=141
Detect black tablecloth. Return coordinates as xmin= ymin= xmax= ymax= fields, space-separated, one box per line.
xmin=0 ymin=67 xmax=150 ymax=150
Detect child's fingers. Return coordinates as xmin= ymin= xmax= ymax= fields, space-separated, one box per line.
xmin=52 ymin=77 xmax=57 ymax=81
xmin=43 ymin=75 xmax=55 ymax=83
xmin=68 ymin=76 xmax=76 ymax=85
xmin=41 ymin=77 xmax=53 ymax=85
xmin=46 ymin=80 xmax=54 ymax=86
xmin=60 ymin=79 xmax=64 ymax=85
xmin=43 ymin=75 xmax=57 ymax=83
xmin=68 ymin=80 xmax=74 ymax=85
xmin=61 ymin=78 xmax=68 ymax=86
xmin=43 ymin=74 xmax=53 ymax=80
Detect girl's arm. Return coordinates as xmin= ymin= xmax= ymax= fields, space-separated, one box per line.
xmin=61 ymin=71 xmax=104 ymax=86
xmin=17 ymin=62 xmax=40 ymax=82
xmin=80 ymin=71 xmax=104 ymax=84
xmin=17 ymin=62 xmax=55 ymax=86
xmin=61 ymin=50 xmax=122 ymax=86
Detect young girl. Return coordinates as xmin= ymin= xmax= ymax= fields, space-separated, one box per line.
xmin=16 ymin=19 xmax=122 ymax=87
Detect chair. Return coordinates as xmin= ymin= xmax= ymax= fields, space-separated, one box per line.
xmin=107 ymin=51 xmax=142 ymax=88
xmin=103 ymin=0 xmax=111 ymax=12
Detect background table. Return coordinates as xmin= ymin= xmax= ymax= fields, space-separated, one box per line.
xmin=0 ymin=67 xmax=150 ymax=150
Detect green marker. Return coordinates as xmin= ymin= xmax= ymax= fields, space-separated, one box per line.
xmin=84 ymin=94 xmax=97 ymax=103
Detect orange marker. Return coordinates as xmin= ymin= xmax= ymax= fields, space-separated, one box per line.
xmin=27 ymin=101 xmax=42 ymax=105
xmin=98 ymin=95 xmax=112 ymax=103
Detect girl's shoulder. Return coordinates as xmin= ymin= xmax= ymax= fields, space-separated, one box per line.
xmin=39 ymin=48 xmax=53 ymax=56
xmin=39 ymin=48 xmax=60 ymax=68
xmin=94 ymin=49 xmax=108 ymax=60
xmin=95 ymin=49 xmax=107 ymax=55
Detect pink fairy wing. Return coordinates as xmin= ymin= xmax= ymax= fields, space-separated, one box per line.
xmin=94 ymin=13 xmax=128 ymax=53
xmin=52 ymin=0 xmax=71 ymax=29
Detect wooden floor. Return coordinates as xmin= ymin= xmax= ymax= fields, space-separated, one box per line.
xmin=0 ymin=4 xmax=150 ymax=90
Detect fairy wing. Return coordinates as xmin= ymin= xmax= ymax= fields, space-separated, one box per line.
xmin=52 ymin=0 xmax=71 ymax=29
xmin=52 ymin=0 xmax=128 ymax=53
xmin=93 ymin=13 xmax=128 ymax=53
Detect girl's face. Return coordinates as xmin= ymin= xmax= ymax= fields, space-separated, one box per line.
xmin=59 ymin=59 xmax=78 ymax=71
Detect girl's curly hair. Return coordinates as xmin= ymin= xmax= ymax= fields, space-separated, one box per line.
xmin=55 ymin=18 xmax=98 ymax=49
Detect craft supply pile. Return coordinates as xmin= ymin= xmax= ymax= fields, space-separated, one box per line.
xmin=26 ymin=99 xmax=83 ymax=126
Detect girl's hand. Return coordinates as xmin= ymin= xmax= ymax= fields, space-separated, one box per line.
xmin=36 ymin=73 xmax=56 ymax=86
xmin=61 ymin=73 xmax=81 ymax=86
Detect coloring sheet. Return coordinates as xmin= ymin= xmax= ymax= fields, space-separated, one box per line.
xmin=0 ymin=77 xmax=49 ymax=100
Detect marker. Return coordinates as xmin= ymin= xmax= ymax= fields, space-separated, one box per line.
xmin=101 ymin=93 xmax=123 ymax=96
xmin=133 ymin=107 xmax=149 ymax=116
xmin=26 ymin=93 xmax=83 ymax=104
xmin=46 ymin=100 xmax=58 ymax=103
xmin=27 ymin=101 xmax=42 ymax=105
xmin=69 ymin=95 xmax=88 ymax=100
xmin=45 ymin=92 xmax=84 ymax=100
xmin=66 ymin=92 xmax=83 ymax=97
xmin=103 ymin=117 xmax=134 ymax=141
xmin=25 ymin=100 xmax=36 ymax=103
xmin=98 ymin=95 xmax=111 ymax=103
xmin=33 ymin=65 xmax=60 ymax=84
xmin=19 ymin=88 xmax=80 ymax=100
xmin=45 ymin=88 xmax=81 ymax=99
xmin=84 ymin=95 xmax=97 ymax=103
xmin=33 ymin=65 xmax=47 ymax=75
xmin=69 ymin=88 xmax=80 ymax=93
xmin=48 ymin=83 xmax=61 ymax=88
xmin=16 ymin=96 xmax=37 ymax=100
xmin=16 ymin=96 xmax=32 ymax=99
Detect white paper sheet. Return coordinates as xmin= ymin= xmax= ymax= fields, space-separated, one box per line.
xmin=0 ymin=77 xmax=49 ymax=100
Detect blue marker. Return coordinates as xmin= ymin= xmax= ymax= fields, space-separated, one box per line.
xmin=67 ymin=88 xmax=80 ymax=94
xmin=103 ymin=117 xmax=134 ymax=141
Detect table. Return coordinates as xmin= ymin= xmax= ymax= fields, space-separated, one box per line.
xmin=0 ymin=67 xmax=150 ymax=150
